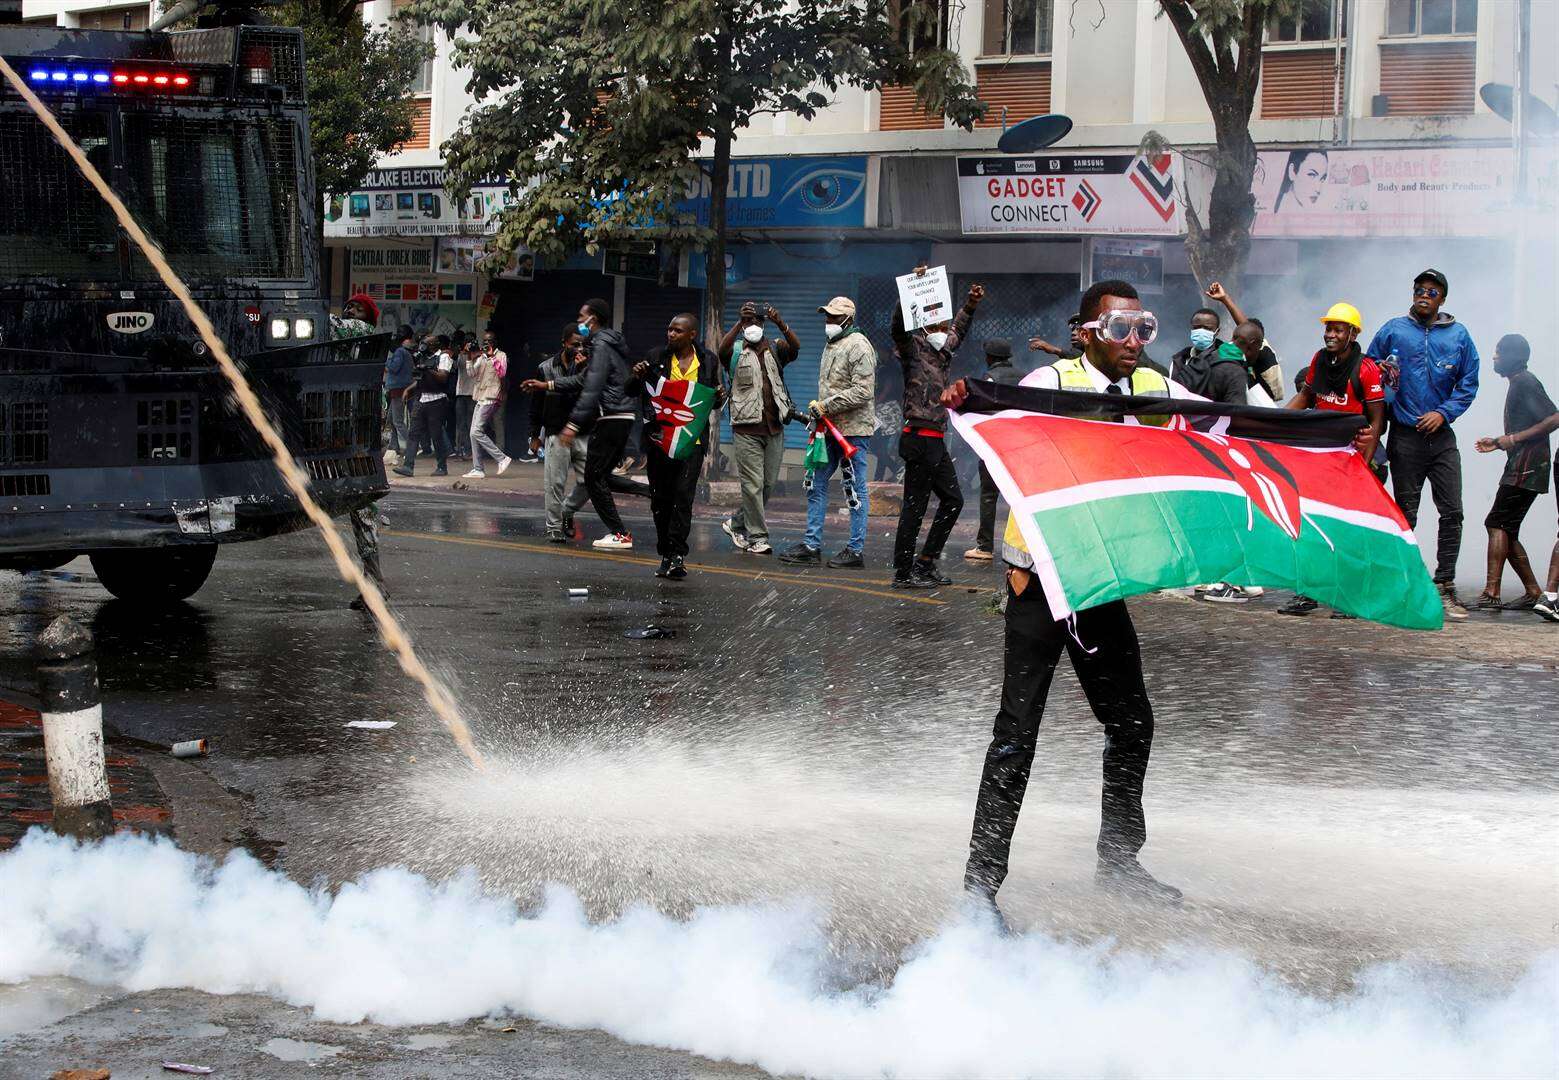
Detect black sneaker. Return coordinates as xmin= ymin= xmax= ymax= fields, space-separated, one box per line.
xmin=893 ymin=572 xmax=936 ymax=589
xmin=667 ymin=557 xmax=688 ymax=580
xmin=560 ymin=514 xmax=574 ymax=537
xmin=392 ymin=466 xmax=413 ymax=478
xmin=1095 ymin=858 xmax=1183 ymax=906
xmin=778 ymin=543 xmax=821 ymax=565
xmin=545 ymin=529 xmax=567 ymax=544
xmin=1278 ymin=594 xmax=1318 ymax=616
xmin=431 ymin=467 xmax=448 ymax=477
xmin=654 ymin=558 xmax=671 ymax=578
xmin=912 ymin=560 xmax=952 ymax=586
xmin=827 ymin=549 xmax=864 ymax=569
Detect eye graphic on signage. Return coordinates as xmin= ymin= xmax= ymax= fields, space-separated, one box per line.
xmin=780 ymin=166 xmax=866 ymax=217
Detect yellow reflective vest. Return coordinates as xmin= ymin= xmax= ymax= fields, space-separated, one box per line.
xmin=1000 ymin=358 xmax=1171 ymax=565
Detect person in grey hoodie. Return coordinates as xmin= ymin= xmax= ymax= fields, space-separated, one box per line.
xmin=559 ymin=297 xmax=650 ymax=549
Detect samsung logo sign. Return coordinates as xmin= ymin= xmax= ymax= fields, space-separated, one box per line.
xmin=107 ymin=311 xmax=155 ymax=334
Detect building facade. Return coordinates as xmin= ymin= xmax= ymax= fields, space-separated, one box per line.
xmin=23 ymin=0 xmax=1556 ymax=467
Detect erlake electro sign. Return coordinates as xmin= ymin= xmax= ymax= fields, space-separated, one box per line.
xmin=957 ymin=154 xmax=1186 ymax=237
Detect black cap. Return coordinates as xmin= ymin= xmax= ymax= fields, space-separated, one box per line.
xmin=1066 ymin=313 xmax=1083 ymax=327
xmin=1414 ymin=268 xmax=1449 ymax=292
xmin=984 ymin=338 xmax=1012 ymax=359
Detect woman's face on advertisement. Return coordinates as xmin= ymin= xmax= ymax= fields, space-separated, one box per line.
xmin=1288 ymin=153 xmax=1328 ymax=206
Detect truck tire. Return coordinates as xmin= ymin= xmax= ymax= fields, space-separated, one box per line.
xmin=89 ymin=545 xmax=218 ymax=603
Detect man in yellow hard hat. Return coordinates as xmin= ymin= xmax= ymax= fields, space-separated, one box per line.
xmin=1278 ymin=302 xmax=1387 ymax=617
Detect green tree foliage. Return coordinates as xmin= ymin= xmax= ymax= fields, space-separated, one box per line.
xmin=266 ymin=0 xmax=432 ymax=198
xmin=1152 ymin=0 xmax=1305 ymax=292
xmin=409 ymin=0 xmax=981 ymax=342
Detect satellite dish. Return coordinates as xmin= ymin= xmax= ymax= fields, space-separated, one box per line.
xmin=997 ymin=113 xmax=1073 ymax=154
xmin=1479 ymin=83 xmax=1558 ymax=135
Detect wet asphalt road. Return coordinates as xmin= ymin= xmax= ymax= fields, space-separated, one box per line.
xmin=1 ymin=488 xmax=1556 ymax=1077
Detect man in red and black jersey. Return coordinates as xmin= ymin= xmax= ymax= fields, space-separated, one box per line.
xmin=1278 ymin=302 xmax=1387 ymax=618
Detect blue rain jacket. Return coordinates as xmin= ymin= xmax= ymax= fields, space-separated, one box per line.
xmin=1365 ymin=312 xmax=1479 ymax=426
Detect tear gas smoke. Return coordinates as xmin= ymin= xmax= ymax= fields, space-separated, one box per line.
xmin=1 ymin=831 xmax=1553 ymax=1079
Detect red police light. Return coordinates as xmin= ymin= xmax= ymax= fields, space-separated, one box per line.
xmin=172 ymin=75 xmax=190 ymax=87
xmin=131 ymin=73 xmax=149 ymax=84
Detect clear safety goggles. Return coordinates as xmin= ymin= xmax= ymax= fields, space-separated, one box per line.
xmin=1081 ymin=310 xmax=1159 ymax=346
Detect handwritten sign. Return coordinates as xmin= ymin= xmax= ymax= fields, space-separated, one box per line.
xmin=896 ymin=265 xmax=953 ymax=331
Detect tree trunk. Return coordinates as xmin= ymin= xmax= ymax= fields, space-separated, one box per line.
xmin=702 ymin=125 xmax=732 ymax=479
xmin=1186 ymin=108 xmax=1258 ymax=295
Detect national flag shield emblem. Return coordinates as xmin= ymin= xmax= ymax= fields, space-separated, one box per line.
xmin=649 ymin=377 xmax=717 ymax=461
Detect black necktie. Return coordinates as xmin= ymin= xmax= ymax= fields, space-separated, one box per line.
xmin=1105 ymin=383 xmax=1123 ymax=422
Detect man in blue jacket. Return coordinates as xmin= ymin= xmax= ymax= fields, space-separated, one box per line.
xmin=1366 ymin=269 xmax=1479 ymax=619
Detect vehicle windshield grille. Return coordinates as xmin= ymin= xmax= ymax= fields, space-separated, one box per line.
xmin=0 ymin=109 xmax=304 ymax=284
xmin=122 ymin=114 xmax=303 ymax=281
xmin=0 ymin=111 xmax=119 ymax=281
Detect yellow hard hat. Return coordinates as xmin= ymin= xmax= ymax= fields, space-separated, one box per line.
xmin=1320 ymin=302 xmax=1362 ymax=330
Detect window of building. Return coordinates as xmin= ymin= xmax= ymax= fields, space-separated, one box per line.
xmin=1387 ymin=0 xmax=1478 ymax=36
xmin=893 ymin=0 xmax=952 ymax=54
xmin=1268 ymin=0 xmax=1344 ymax=43
xmin=393 ymin=0 xmax=435 ymax=94
xmin=981 ymin=0 xmax=1053 ymax=56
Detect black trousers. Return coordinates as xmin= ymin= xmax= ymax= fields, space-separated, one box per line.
xmin=975 ymin=463 xmax=1000 ymax=551
xmin=404 ymin=397 xmax=450 ymax=472
xmin=965 ymin=571 xmax=1156 ymax=897
xmin=583 ymin=417 xmax=651 ymax=535
xmin=646 ymin=442 xmax=705 ymax=559
xmin=894 ymin=431 xmax=964 ymax=574
xmin=1389 ymin=425 xmax=1463 ymax=584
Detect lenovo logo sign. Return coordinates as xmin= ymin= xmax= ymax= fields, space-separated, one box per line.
xmin=107 ymin=311 xmax=155 ymax=334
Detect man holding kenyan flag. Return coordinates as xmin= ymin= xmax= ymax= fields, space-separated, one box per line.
xmin=941 ymin=279 xmax=1439 ymax=928
xmin=632 ymin=314 xmax=723 ymax=580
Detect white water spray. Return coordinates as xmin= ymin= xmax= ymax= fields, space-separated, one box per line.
xmin=1 ymin=831 xmax=1553 ymax=1079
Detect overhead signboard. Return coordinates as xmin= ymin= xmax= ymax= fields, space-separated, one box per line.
xmin=679 ymin=156 xmax=869 ymax=229
xmin=324 ymin=167 xmax=517 ymax=238
xmin=1083 ymin=238 xmax=1164 ymax=294
xmin=1251 ymin=147 xmax=1554 ymax=238
xmin=958 ymin=153 xmax=1186 ymax=237
xmin=603 ymin=242 xmax=659 ymax=280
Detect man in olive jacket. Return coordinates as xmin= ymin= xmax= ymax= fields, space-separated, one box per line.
xmin=779 ymin=296 xmax=876 ymax=568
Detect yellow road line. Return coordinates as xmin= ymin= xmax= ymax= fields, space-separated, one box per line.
xmin=383 ymin=529 xmax=949 ymax=606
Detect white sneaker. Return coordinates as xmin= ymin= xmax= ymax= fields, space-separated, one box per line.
xmin=1203 ymin=582 xmax=1253 ymax=603
xmin=592 ymin=532 xmax=633 ymax=550
xmin=496 ymin=456 xmax=513 ymax=476
xmin=963 ymin=547 xmax=994 ymax=561
xmin=746 ymin=539 xmax=773 ymax=555
xmin=1244 ymin=586 xmax=1265 ymax=598
xmin=462 ymin=469 xmax=485 ymax=479
xmin=721 ymin=518 xmax=751 ymax=551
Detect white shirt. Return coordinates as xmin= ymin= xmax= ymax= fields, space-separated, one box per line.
xmin=419 ymin=352 xmax=454 ymax=404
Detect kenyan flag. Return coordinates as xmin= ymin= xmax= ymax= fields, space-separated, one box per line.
xmin=649 ymin=377 xmax=716 ymax=460
xmin=950 ymin=381 xmax=1442 ymax=630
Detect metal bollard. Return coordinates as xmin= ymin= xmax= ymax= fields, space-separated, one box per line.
xmin=36 ymin=615 xmax=113 ymax=840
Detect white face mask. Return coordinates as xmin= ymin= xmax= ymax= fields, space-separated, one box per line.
xmin=742 ymin=324 xmax=765 ymax=344
xmin=824 ymin=323 xmax=844 ymax=341
xmin=925 ymin=331 xmax=949 ymax=351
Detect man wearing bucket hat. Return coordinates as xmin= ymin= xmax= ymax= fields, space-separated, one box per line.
xmin=778 ymin=296 xmax=876 ymax=567
xmin=1366 ymin=269 xmax=1480 ymax=620
xmin=1278 ymin=301 xmax=1387 ymax=618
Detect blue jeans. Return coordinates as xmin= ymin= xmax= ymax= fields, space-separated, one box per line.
xmin=804 ymin=435 xmax=872 ymax=553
